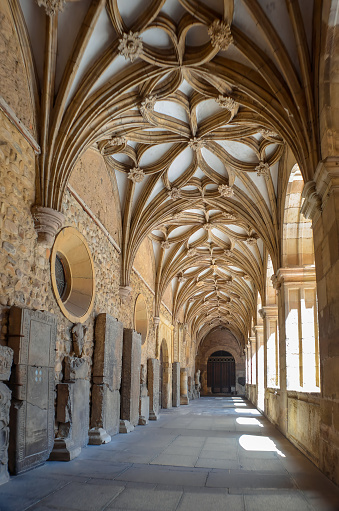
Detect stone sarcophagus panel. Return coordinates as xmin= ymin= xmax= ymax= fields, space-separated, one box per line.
xmin=8 ymin=307 xmax=57 ymax=474
xmin=139 ymin=364 xmax=149 ymax=425
xmin=147 ymin=358 xmax=159 ymax=420
xmin=172 ymin=362 xmax=180 ymax=407
xmin=89 ymin=314 xmax=123 ymax=444
xmin=0 ymin=345 xmax=13 ymax=486
xmin=50 ymin=357 xmax=90 ymax=461
xmin=120 ymin=329 xmax=141 ymax=433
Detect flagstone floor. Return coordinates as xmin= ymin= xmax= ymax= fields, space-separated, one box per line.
xmin=1 ymin=396 xmax=339 ymax=511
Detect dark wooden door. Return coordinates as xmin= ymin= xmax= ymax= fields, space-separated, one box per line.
xmin=207 ymin=351 xmax=235 ymax=393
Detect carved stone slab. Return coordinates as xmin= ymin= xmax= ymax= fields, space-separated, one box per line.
xmin=0 ymin=382 xmax=11 ymax=485
xmin=89 ymin=314 xmax=123 ymax=444
xmin=93 ymin=314 xmax=123 ymax=391
xmin=8 ymin=307 xmax=57 ymax=475
xmin=120 ymin=329 xmax=141 ymax=429
xmin=172 ymin=362 xmax=180 ymax=407
xmin=0 ymin=346 xmax=13 ymax=382
xmin=180 ymin=368 xmax=189 ymax=405
xmin=147 ymin=358 xmax=159 ymax=420
xmin=50 ymin=357 xmax=90 ymax=461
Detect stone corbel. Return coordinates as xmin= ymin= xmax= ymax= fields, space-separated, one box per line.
xmin=119 ymin=285 xmax=132 ymax=303
xmin=301 ymin=181 xmax=322 ymax=220
xmin=31 ymin=206 xmax=65 ymax=246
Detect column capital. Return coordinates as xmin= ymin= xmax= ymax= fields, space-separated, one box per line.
xmin=275 ymin=266 xmax=316 ymax=286
xmin=302 ymin=157 xmax=339 ymax=220
xmin=31 ymin=206 xmax=64 ymax=246
xmin=261 ymin=305 xmax=278 ymax=318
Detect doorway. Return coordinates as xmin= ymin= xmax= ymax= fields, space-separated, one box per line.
xmin=207 ymin=350 xmax=236 ymax=393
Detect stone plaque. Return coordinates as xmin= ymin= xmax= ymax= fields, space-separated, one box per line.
xmin=147 ymin=358 xmax=159 ymax=420
xmin=89 ymin=314 xmax=123 ymax=444
xmin=0 ymin=382 xmax=11 ymax=485
xmin=93 ymin=314 xmax=123 ymax=391
xmin=172 ymin=362 xmax=180 ymax=407
xmin=8 ymin=307 xmax=57 ymax=474
xmin=50 ymin=357 xmax=90 ymax=461
xmin=120 ymin=329 xmax=141 ymax=429
xmin=0 ymin=346 xmax=13 ymax=381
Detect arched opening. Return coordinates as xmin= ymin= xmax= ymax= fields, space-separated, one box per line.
xmin=207 ymin=350 xmax=236 ymax=394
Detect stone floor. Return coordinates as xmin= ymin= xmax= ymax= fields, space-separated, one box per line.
xmin=1 ymin=396 xmax=339 ymax=511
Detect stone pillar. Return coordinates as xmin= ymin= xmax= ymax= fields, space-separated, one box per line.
xmin=255 ymin=324 xmax=264 ymax=412
xmin=8 ymin=307 xmax=57 ymax=474
xmin=147 ymin=358 xmax=159 ymax=420
xmin=89 ymin=314 xmax=123 ymax=445
xmin=139 ymin=364 xmax=149 ymax=425
xmin=162 ymin=362 xmax=172 ymax=409
xmin=262 ymin=306 xmax=279 ymax=389
xmin=120 ymin=329 xmax=141 ymax=433
xmin=0 ymin=346 xmax=13 ymax=485
xmin=172 ymin=362 xmax=180 ymax=407
xmin=180 ymin=368 xmax=189 ymax=405
xmin=301 ymin=160 xmax=339 ymax=484
xmin=50 ymin=357 xmax=90 ymax=461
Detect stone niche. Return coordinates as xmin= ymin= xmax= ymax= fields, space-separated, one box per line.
xmin=89 ymin=314 xmax=123 ymax=444
xmin=139 ymin=364 xmax=149 ymax=425
xmin=0 ymin=345 xmax=14 ymax=485
xmin=147 ymin=358 xmax=160 ymax=420
xmin=50 ymin=356 xmax=90 ymax=461
xmin=8 ymin=307 xmax=57 ymax=474
xmin=120 ymin=329 xmax=141 ymax=433
xmin=172 ymin=362 xmax=180 ymax=407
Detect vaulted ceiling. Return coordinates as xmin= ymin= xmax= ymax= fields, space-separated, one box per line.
xmin=18 ymin=0 xmax=320 ymax=345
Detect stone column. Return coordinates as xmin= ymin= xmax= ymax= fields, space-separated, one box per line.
xmin=180 ymin=368 xmax=189 ymax=405
xmin=120 ymin=329 xmax=141 ymax=433
xmin=50 ymin=356 xmax=90 ymax=460
xmin=89 ymin=314 xmax=123 ymax=445
xmin=0 ymin=346 xmax=13 ymax=485
xmin=254 ymin=325 xmax=264 ymax=412
xmin=147 ymin=358 xmax=159 ymax=420
xmin=172 ymin=362 xmax=180 ymax=407
xmin=262 ymin=305 xmax=279 ymax=389
xmin=139 ymin=364 xmax=149 ymax=425
xmin=301 ymin=160 xmax=339 ymax=484
xmin=8 ymin=307 xmax=57 ymax=474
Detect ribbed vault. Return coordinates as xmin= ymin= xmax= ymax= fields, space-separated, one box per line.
xmin=18 ymin=0 xmax=320 ymax=348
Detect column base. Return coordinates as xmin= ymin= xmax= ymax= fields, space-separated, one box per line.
xmin=138 ymin=416 xmax=148 ymax=425
xmin=49 ymin=438 xmax=81 ymax=461
xmin=88 ymin=427 xmax=111 ymax=445
xmin=119 ymin=420 xmax=134 ymax=434
xmin=180 ymin=396 xmax=189 ymax=405
xmin=149 ymin=411 xmax=159 ymax=420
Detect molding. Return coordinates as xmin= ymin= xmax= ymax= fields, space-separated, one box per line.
xmin=276 ymin=266 xmax=316 ymax=285
xmin=0 ymin=96 xmax=40 ymax=154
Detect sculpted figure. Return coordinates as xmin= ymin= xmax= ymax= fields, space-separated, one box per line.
xmin=71 ymin=323 xmax=87 ymax=357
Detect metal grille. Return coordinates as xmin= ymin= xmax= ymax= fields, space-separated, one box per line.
xmin=55 ymin=254 xmax=66 ymax=300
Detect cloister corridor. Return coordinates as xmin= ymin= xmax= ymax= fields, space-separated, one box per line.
xmin=1 ymin=397 xmax=338 ymax=511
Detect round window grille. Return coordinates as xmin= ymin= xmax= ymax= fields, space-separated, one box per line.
xmin=51 ymin=227 xmax=95 ymax=323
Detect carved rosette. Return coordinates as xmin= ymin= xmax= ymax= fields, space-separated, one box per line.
xmin=216 ymin=95 xmax=238 ymax=111
xmin=178 ymin=274 xmax=187 ymax=284
xmin=111 ymin=136 xmax=126 ymax=145
xmin=218 ymin=184 xmax=234 ymax=198
xmin=208 ymin=20 xmax=233 ymax=50
xmin=31 ymin=206 xmax=65 ymax=246
xmin=140 ymin=95 xmax=157 ymax=117
xmin=36 ymin=0 xmax=65 ymax=16
xmin=222 ymin=211 xmax=237 ymax=220
xmin=168 ymin=187 xmax=182 ymax=200
xmin=188 ymin=137 xmax=205 ymax=151
xmin=119 ymin=285 xmax=132 ymax=303
xmin=203 ymin=223 xmax=212 ymax=231
xmin=259 ymin=128 xmax=278 ymax=138
xmin=186 ymin=247 xmax=197 ymax=257
xmin=118 ymin=32 xmax=143 ymax=62
xmin=161 ymin=240 xmax=171 ymax=250
xmin=255 ymin=161 xmax=270 ymax=179
xmin=224 ymin=249 xmax=232 ymax=256
xmin=127 ymin=166 xmax=145 ymax=183
xmin=246 ymin=236 xmax=257 ymax=246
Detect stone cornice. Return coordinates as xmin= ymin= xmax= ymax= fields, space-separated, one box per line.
xmin=261 ymin=305 xmax=278 ymax=318
xmin=276 ymin=266 xmax=316 ymax=285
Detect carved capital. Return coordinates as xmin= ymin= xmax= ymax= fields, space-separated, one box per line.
xmin=31 ymin=206 xmax=65 ymax=246
xmin=119 ymin=285 xmax=132 ymax=303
